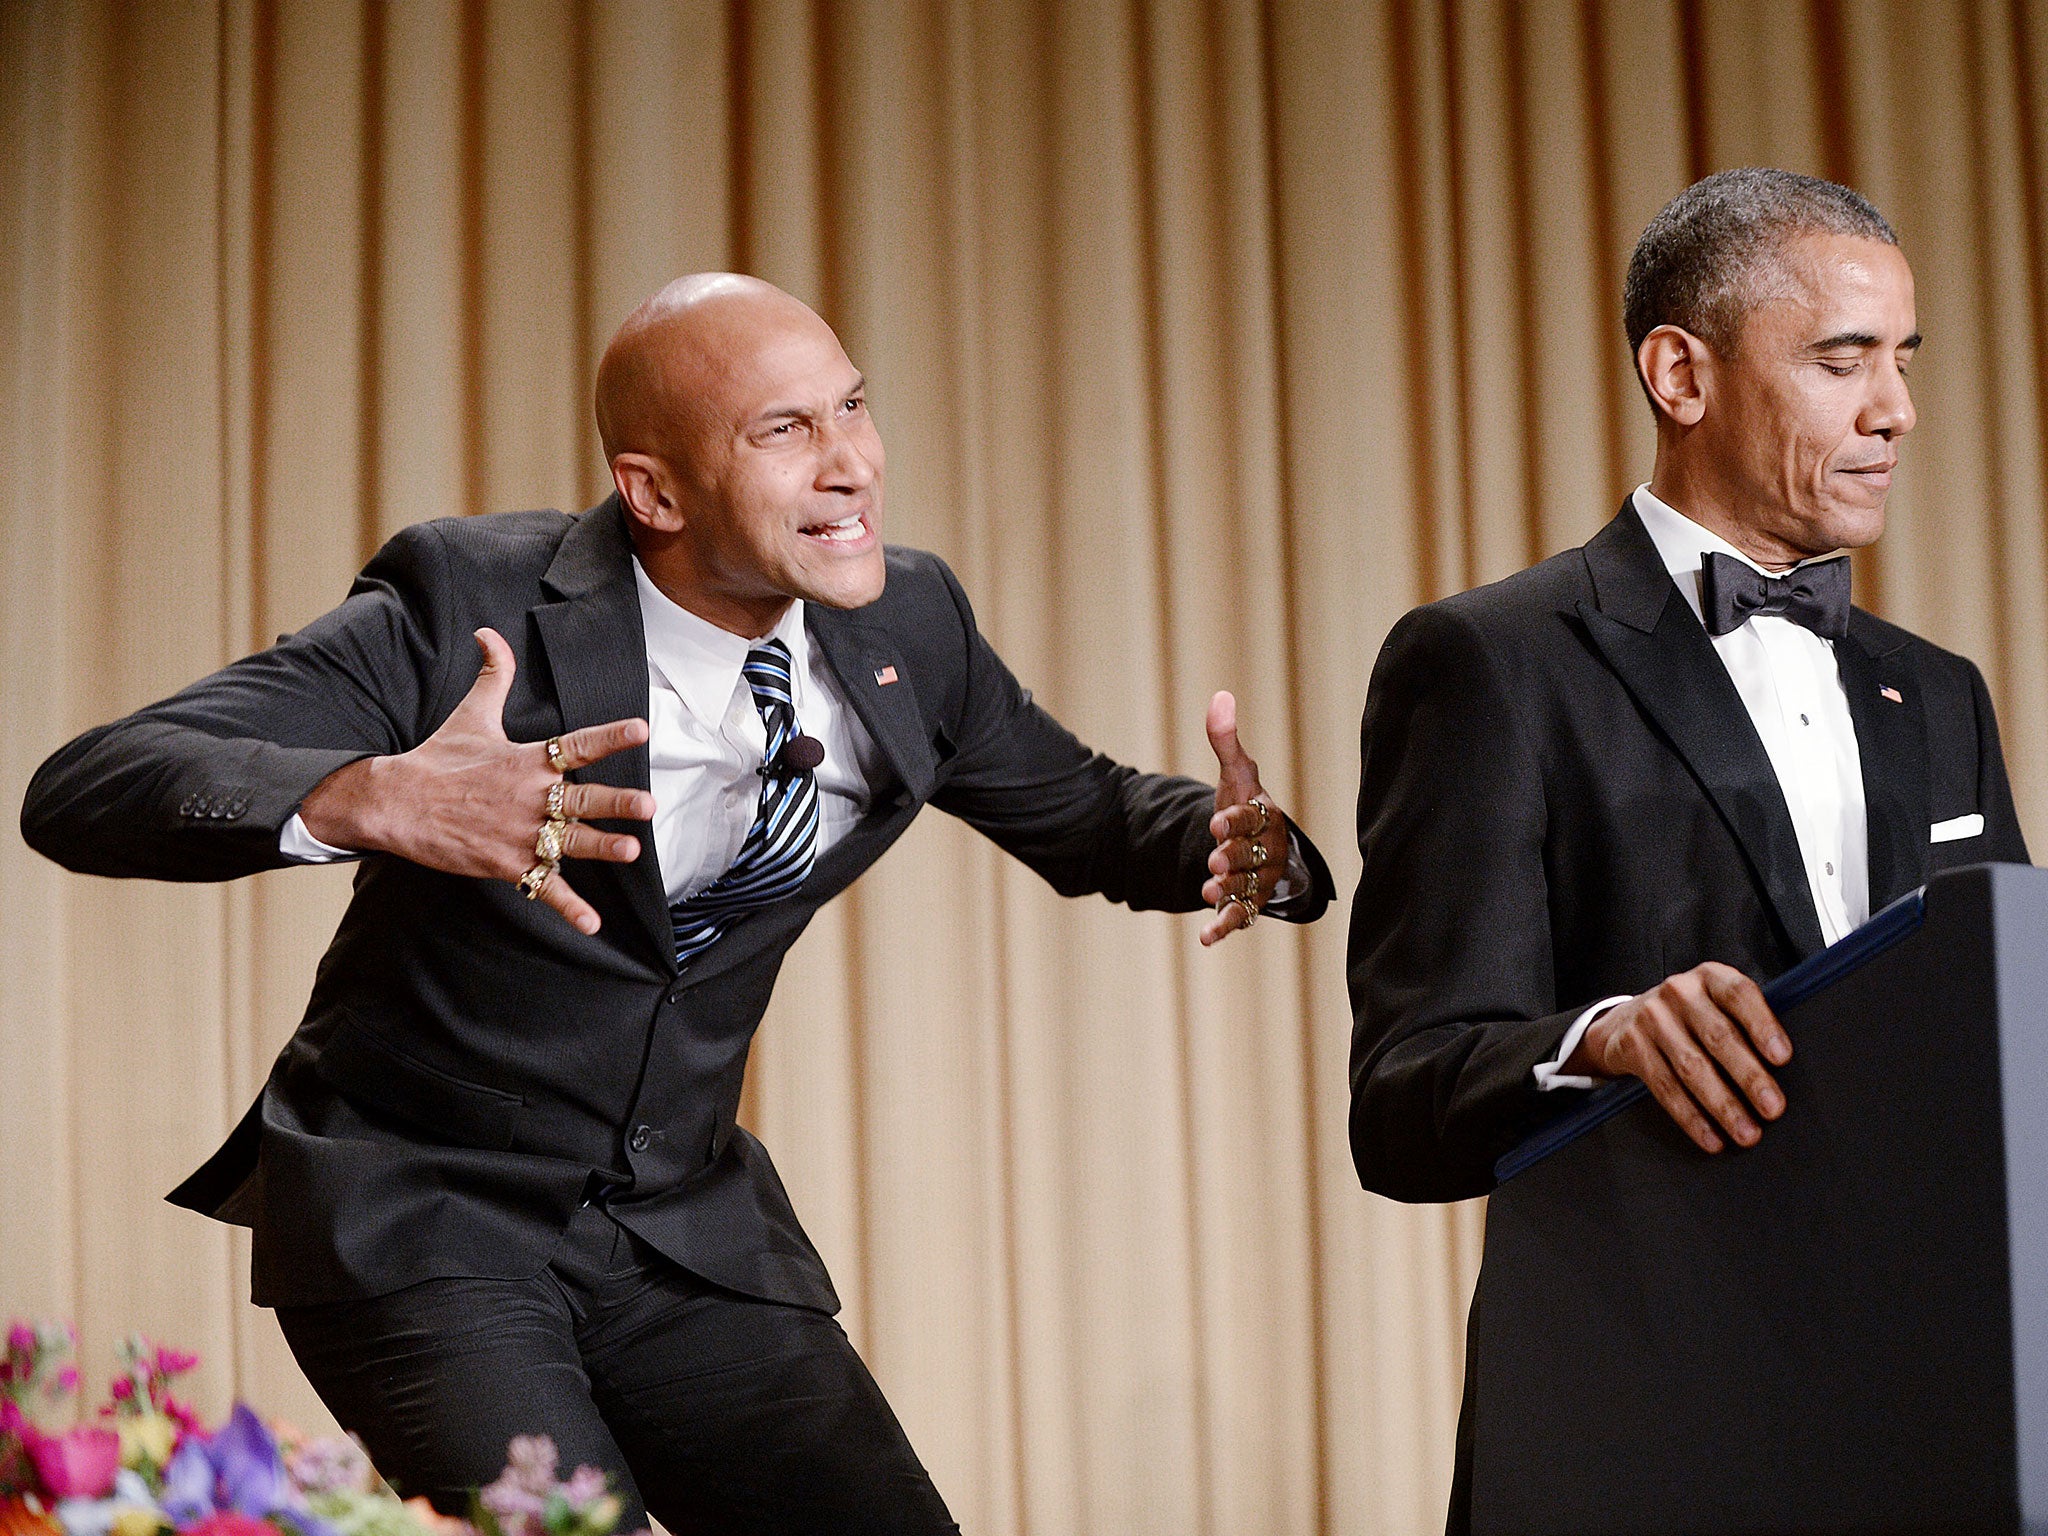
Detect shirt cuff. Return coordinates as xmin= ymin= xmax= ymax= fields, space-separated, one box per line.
xmin=280 ymin=813 xmax=361 ymax=864
xmin=1261 ymin=840 xmax=1317 ymax=917
xmin=1532 ymin=995 xmax=1632 ymax=1091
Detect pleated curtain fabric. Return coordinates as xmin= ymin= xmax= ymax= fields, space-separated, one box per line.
xmin=5 ymin=4 xmax=2047 ymax=1534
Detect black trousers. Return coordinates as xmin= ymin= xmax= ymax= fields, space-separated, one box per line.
xmin=274 ymin=1204 xmax=958 ymax=1536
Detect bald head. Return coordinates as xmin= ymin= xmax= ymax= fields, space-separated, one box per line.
xmin=596 ymin=273 xmax=886 ymax=637
xmin=594 ymin=274 xmax=835 ymax=465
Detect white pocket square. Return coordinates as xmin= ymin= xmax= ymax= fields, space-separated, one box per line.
xmin=1930 ymin=813 xmax=1984 ymax=844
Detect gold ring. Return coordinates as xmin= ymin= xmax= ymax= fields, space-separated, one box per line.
xmin=1224 ymin=892 xmax=1258 ymax=927
xmin=1246 ymin=797 xmax=1270 ymax=839
xmin=518 ymin=862 xmax=554 ymax=900
xmin=545 ymin=780 xmax=568 ymax=820
xmin=1240 ymin=870 xmax=1261 ymax=901
xmin=545 ymin=737 xmax=570 ymax=773
xmin=1248 ymin=839 xmax=1268 ymax=870
xmin=535 ymin=819 xmax=567 ymax=865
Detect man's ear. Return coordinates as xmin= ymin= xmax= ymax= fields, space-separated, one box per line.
xmin=1638 ymin=325 xmax=1710 ymax=428
xmin=611 ymin=453 xmax=683 ymax=532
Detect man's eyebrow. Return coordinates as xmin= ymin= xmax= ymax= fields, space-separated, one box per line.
xmin=750 ymin=376 xmax=866 ymax=425
xmin=1806 ymin=330 xmax=1922 ymax=352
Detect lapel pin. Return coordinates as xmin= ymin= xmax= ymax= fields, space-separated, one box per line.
xmin=874 ymin=665 xmax=899 ymax=686
xmin=1880 ymin=685 xmax=1903 ymax=704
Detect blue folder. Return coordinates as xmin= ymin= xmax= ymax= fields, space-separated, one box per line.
xmin=1492 ymin=884 xmax=1931 ymax=1183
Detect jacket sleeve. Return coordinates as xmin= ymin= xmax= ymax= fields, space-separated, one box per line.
xmin=923 ymin=558 xmax=1333 ymax=920
xmin=1347 ymin=603 xmax=1586 ymax=1202
xmin=20 ymin=522 xmax=460 ymax=882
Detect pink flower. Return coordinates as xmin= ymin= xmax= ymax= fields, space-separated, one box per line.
xmin=502 ymin=1438 xmax=556 ymax=1496
xmin=179 ymin=1515 xmax=279 ymax=1536
xmin=559 ymin=1467 xmax=607 ymax=1510
xmin=152 ymin=1350 xmax=198 ymax=1379
xmin=6 ymin=1326 xmax=35 ymax=1359
xmin=23 ymin=1425 xmax=121 ymax=1500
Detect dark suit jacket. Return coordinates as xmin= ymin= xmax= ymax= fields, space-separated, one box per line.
xmin=23 ymin=497 xmax=1333 ymax=1310
xmin=1346 ymin=501 xmax=2029 ymax=1527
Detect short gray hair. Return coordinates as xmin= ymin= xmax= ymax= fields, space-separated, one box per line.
xmin=1623 ymin=168 xmax=1897 ymax=366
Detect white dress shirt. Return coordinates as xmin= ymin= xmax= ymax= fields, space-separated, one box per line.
xmin=1535 ymin=485 xmax=1870 ymax=1090
xmin=630 ymin=564 xmax=880 ymax=901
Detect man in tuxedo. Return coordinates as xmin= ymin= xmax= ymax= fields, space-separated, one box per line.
xmin=1346 ymin=169 xmax=2028 ymax=1529
xmin=22 ymin=274 xmax=1333 ymax=1535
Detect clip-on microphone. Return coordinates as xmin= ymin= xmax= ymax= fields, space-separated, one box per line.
xmin=759 ymin=734 xmax=825 ymax=779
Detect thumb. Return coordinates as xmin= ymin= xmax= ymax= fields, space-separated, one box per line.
xmin=451 ymin=627 xmax=517 ymax=734
xmin=1206 ymin=690 xmax=1257 ymax=798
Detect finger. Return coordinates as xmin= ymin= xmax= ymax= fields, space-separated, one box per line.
xmin=1685 ymin=988 xmax=1785 ymax=1121
xmin=1209 ymin=800 xmax=1272 ymax=844
xmin=1632 ymin=1044 xmax=1726 ymax=1155
xmin=564 ymin=783 xmax=658 ymax=823
xmin=555 ymin=821 xmax=641 ymax=865
xmin=1198 ymin=898 xmax=1249 ymax=946
xmin=1651 ymin=1006 xmax=1760 ymax=1146
xmin=1704 ymin=963 xmax=1792 ymax=1067
xmin=534 ymin=870 xmax=602 ymax=936
xmin=449 ymin=628 xmax=518 ymax=734
xmin=1205 ymin=691 xmax=1261 ymax=804
xmin=550 ymin=716 xmax=652 ymax=772
xmin=1207 ymin=836 xmax=1267 ymax=875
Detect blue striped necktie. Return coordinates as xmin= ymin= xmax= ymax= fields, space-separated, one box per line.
xmin=669 ymin=640 xmax=821 ymax=968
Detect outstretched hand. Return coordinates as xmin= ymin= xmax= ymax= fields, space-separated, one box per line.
xmin=298 ymin=628 xmax=654 ymax=934
xmin=1199 ymin=690 xmax=1293 ymax=946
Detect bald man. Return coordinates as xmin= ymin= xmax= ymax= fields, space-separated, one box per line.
xmin=22 ymin=275 xmax=1334 ymax=1534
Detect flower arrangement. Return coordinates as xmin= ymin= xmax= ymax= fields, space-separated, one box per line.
xmin=0 ymin=1324 xmax=638 ymax=1536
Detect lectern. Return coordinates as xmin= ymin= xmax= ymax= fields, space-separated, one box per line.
xmin=1475 ymin=862 xmax=2048 ymax=1536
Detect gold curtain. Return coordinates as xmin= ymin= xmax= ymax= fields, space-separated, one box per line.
xmin=3 ymin=3 xmax=2044 ymax=1533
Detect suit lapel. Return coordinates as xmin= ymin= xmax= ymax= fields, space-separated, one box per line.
xmin=530 ymin=497 xmax=675 ymax=972
xmin=804 ymin=606 xmax=938 ymax=808
xmin=1579 ymin=505 xmax=1829 ymax=959
xmin=1838 ymin=613 xmax=1930 ymax=908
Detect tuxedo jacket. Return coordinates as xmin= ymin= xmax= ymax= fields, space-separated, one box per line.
xmin=1348 ymin=502 xmax=2029 ymax=1533
xmin=23 ymin=497 xmax=1333 ymax=1310
xmin=1348 ymin=502 xmax=2030 ymax=1203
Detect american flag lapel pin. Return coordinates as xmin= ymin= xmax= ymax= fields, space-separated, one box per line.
xmin=1880 ymin=684 xmax=1904 ymax=704
xmin=874 ymin=665 xmax=899 ymax=686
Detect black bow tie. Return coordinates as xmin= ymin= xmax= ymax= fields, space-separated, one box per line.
xmin=1698 ymin=551 xmax=1851 ymax=641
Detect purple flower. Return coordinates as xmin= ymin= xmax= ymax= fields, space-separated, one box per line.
xmin=502 ymin=1439 xmax=556 ymax=1497
xmin=559 ymin=1468 xmax=607 ymax=1511
xmin=160 ymin=1437 xmax=218 ymax=1526
xmin=212 ymin=1406 xmax=291 ymax=1517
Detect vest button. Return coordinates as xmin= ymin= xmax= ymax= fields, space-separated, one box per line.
xmin=629 ymin=1124 xmax=652 ymax=1153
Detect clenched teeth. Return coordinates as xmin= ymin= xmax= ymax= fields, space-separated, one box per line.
xmin=806 ymin=513 xmax=867 ymax=542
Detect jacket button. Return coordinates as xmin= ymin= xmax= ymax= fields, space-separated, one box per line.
xmin=189 ymin=794 xmax=210 ymax=815
xmin=629 ymin=1124 xmax=652 ymax=1153
xmin=666 ymin=987 xmax=685 ymax=1006
xmin=179 ymin=795 xmax=197 ymax=815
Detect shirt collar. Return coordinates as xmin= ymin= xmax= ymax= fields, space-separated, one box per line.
xmin=632 ymin=557 xmax=810 ymax=729
xmin=1630 ymin=484 xmax=1844 ymax=628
